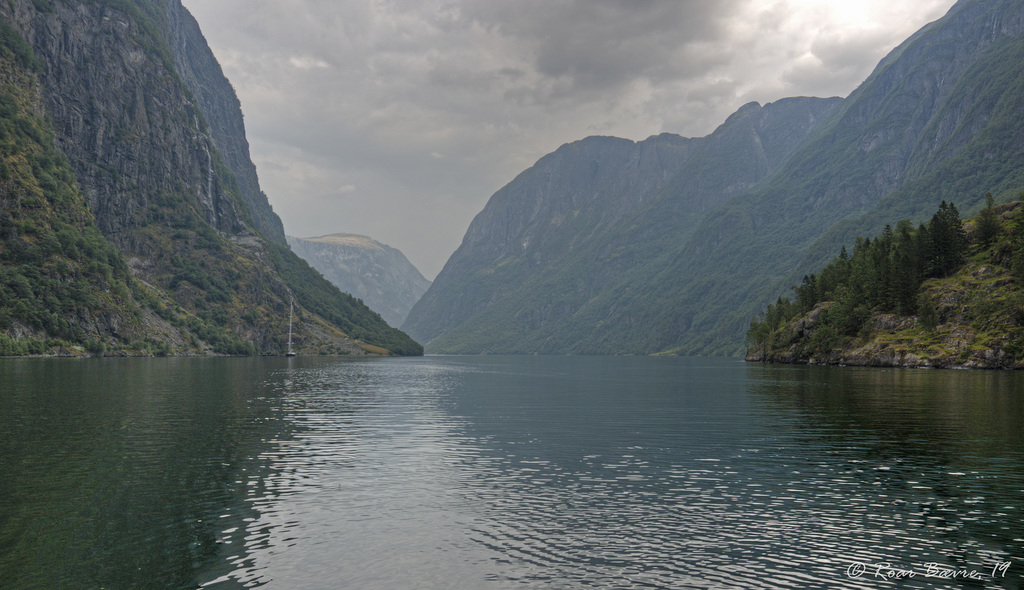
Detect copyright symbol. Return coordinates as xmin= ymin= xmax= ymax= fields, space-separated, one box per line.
xmin=847 ymin=562 xmax=866 ymax=578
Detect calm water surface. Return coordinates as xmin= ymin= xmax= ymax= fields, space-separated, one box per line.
xmin=1 ymin=356 xmax=1022 ymax=589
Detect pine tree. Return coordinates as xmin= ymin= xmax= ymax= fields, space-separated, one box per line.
xmin=929 ymin=201 xmax=967 ymax=277
xmin=975 ymin=192 xmax=1000 ymax=247
xmin=891 ymin=221 xmax=922 ymax=315
xmin=871 ymin=225 xmax=896 ymax=309
xmin=915 ymin=223 xmax=933 ymax=274
xmin=795 ymin=274 xmax=817 ymax=313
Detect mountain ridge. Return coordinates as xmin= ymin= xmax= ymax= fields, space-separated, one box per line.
xmin=403 ymin=96 xmax=842 ymax=351
xmin=404 ymin=0 xmax=1024 ymax=356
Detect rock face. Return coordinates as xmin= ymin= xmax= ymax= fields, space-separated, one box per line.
xmin=405 ymin=0 xmax=1024 ymax=356
xmin=287 ymin=234 xmax=431 ymax=327
xmin=7 ymin=0 xmax=243 ymax=244
xmin=164 ymin=4 xmax=285 ymax=245
xmin=0 ymin=0 xmax=420 ymax=355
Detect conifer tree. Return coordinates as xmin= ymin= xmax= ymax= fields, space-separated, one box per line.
xmin=975 ymin=192 xmax=1000 ymax=247
xmin=870 ymin=225 xmax=895 ymax=309
xmin=929 ymin=201 xmax=967 ymax=277
xmin=891 ymin=221 xmax=922 ymax=315
xmin=795 ymin=274 xmax=817 ymax=313
xmin=915 ymin=222 xmax=932 ymax=274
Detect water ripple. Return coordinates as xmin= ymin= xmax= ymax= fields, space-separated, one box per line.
xmin=190 ymin=357 xmax=1023 ymax=589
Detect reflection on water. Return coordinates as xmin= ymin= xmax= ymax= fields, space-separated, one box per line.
xmin=0 ymin=356 xmax=1022 ymax=589
xmin=0 ymin=358 xmax=289 ymax=588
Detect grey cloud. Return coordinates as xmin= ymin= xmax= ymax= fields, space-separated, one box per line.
xmin=458 ymin=0 xmax=743 ymax=93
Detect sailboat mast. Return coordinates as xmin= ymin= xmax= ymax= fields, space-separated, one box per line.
xmin=287 ymin=297 xmax=294 ymax=356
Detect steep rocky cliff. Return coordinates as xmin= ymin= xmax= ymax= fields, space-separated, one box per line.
xmin=0 ymin=24 xmax=158 ymax=355
xmin=406 ymin=0 xmax=1024 ymax=356
xmin=0 ymin=0 xmax=420 ymax=356
xmin=287 ymin=234 xmax=431 ymax=328
xmin=164 ymin=2 xmax=285 ymax=245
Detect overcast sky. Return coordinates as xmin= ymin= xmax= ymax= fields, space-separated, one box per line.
xmin=181 ymin=0 xmax=956 ymax=279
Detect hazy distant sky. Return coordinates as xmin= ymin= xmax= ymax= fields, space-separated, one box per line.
xmin=181 ymin=0 xmax=956 ymax=279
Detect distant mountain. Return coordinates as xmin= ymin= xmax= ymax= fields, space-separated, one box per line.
xmin=404 ymin=0 xmax=1024 ymax=356
xmin=0 ymin=0 xmax=420 ymax=356
xmin=403 ymin=97 xmax=841 ymax=352
xmin=287 ymin=234 xmax=431 ymax=327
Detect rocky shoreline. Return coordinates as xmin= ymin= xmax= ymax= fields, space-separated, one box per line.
xmin=746 ymin=283 xmax=1024 ymax=371
xmin=746 ymin=342 xmax=1023 ymax=370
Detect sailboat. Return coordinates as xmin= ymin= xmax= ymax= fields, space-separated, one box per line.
xmin=286 ymin=297 xmax=297 ymax=357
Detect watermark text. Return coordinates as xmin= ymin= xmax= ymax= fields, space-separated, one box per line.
xmin=846 ymin=561 xmax=1012 ymax=582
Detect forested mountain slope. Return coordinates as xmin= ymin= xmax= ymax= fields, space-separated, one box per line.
xmin=0 ymin=25 xmax=156 ymax=355
xmin=403 ymin=98 xmax=841 ymax=352
xmin=406 ymin=0 xmax=1024 ymax=356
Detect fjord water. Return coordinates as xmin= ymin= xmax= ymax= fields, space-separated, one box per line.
xmin=1 ymin=357 xmax=1021 ymax=589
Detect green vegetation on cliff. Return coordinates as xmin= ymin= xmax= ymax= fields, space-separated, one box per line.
xmin=747 ymin=198 xmax=1024 ymax=368
xmin=0 ymin=1 xmax=421 ymax=356
xmin=0 ymin=33 xmax=137 ymax=352
xmin=0 ymin=35 xmax=261 ymax=356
